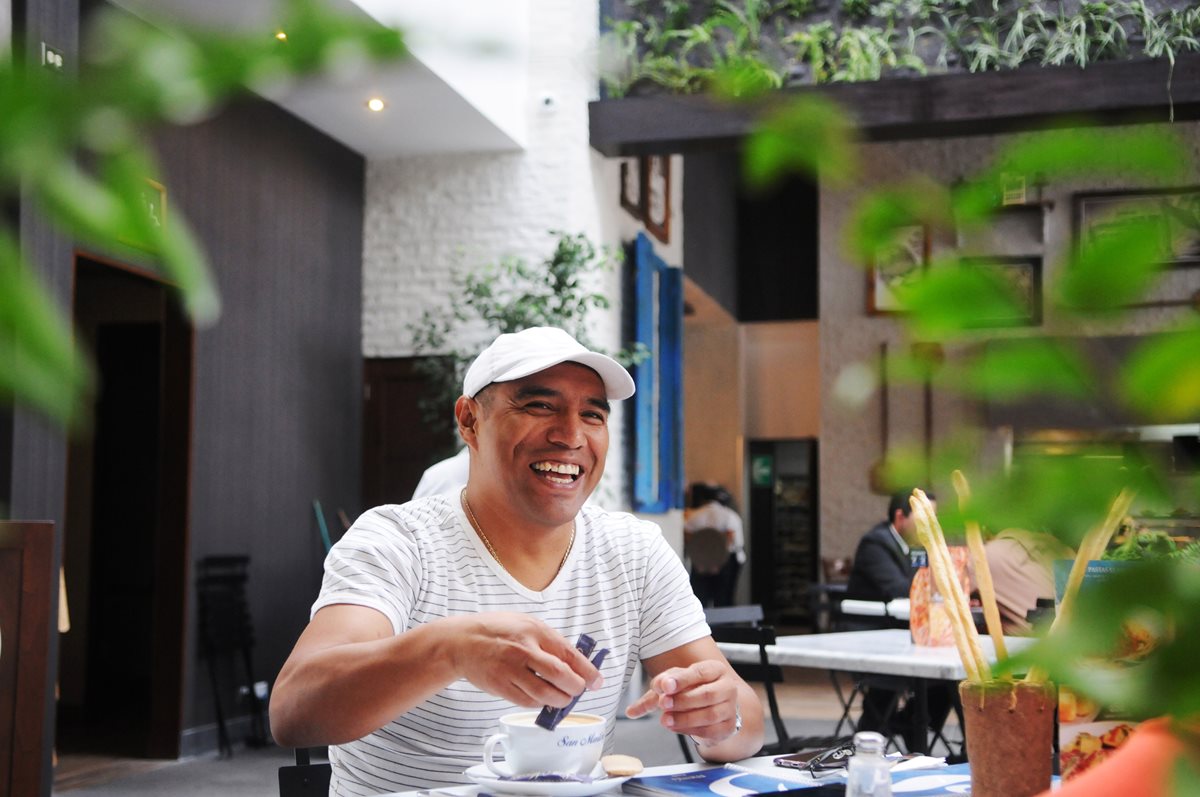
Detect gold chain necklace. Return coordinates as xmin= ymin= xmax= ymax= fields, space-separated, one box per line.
xmin=461 ymin=489 xmax=576 ymax=577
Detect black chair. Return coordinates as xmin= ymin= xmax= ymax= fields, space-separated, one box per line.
xmin=680 ymin=605 xmax=841 ymax=762
xmin=807 ymin=582 xmax=848 ymax=633
xmin=196 ymin=555 xmax=268 ymax=756
xmin=279 ymin=747 xmax=332 ymax=797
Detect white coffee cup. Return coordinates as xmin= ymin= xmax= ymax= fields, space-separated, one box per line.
xmin=482 ymin=712 xmax=606 ymax=777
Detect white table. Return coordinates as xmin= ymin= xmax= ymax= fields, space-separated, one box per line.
xmin=716 ymin=628 xmax=1030 ymax=681
xmin=717 ymin=629 xmax=1033 ymax=755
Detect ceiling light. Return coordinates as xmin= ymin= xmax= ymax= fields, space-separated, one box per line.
xmin=366 ymin=98 xmax=386 ymax=112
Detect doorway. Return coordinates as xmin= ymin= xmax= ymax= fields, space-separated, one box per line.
xmin=58 ymin=257 xmax=192 ymax=759
xmin=362 ymin=357 xmax=458 ymax=508
xmin=747 ymin=438 xmax=820 ymax=629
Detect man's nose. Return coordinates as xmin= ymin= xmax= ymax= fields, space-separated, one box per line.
xmin=547 ymin=414 xmax=585 ymax=447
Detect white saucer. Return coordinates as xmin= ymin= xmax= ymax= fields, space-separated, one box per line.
xmin=464 ymin=763 xmax=632 ymax=796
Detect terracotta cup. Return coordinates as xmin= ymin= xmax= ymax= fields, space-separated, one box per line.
xmin=959 ymin=680 xmax=1056 ymax=797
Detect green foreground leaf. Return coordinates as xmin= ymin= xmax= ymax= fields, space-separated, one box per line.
xmin=0 ymin=231 xmax=93 ymax=427
xmin=743 ymin=96 xmax=858 ymax=189
xmin=1121 ymin=327 xmax=1200 ymax=422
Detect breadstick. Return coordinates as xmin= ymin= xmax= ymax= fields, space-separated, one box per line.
xmin=910 ymin=490 xmax=989 ymax=682
xmin=1026 ymin=487 xmax=1136 ymax=684
xmin=915 ymin=489 xmax=990 ymax=679
xmin=952 ymin=470 xmax=1008 ymax=662
xmin=1051 ymin=487 xmax=1136 ymax=633
xmin=911 ymin=495 xmax=982 ymax=681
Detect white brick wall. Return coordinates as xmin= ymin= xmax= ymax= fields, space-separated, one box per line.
xmin=362 ymin=0 xmax=638 ymax=508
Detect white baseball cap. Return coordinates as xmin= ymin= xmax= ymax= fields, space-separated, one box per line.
xmin=462 ymin=327 xmax=636 ymax=400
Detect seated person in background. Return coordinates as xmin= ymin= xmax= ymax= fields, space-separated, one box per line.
xmin=846 ymin=490 xmax=931 ymax=604
xmin=411 ymin=446 xmax=470 ymax=499
xmin=684 ymin=482 xmax=745 ymax=608
xmin=845 ymin=489 xmax=950 ymax=753
xmin=984 ymin=528 xmax=1074 ymax=635
xmin=270 ymin=327 xmax=764 ymax=794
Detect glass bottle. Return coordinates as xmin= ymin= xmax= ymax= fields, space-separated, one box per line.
xmin=845 ymin=731 xmax=893 ymax=797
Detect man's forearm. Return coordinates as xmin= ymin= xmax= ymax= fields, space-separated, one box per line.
xmin=270 ymin=619 xmax=460 ymax=748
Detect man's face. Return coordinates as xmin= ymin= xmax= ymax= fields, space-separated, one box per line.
xmin=467 ymin=362 xmax=609 ymax=529
xmin=896 ymin=498 xmax=936 ymax=542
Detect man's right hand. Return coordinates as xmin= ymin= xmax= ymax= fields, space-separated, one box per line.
xmin=270 ymin=606 xmax=604 ymax=748
xmin=446 ymin=612 xmax=603 ymax=708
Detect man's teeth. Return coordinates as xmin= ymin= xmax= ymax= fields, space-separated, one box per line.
xmin=532 ymin=462 xmax=580 ymax=482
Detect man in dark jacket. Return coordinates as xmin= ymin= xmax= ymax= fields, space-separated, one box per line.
xmin=844 ymin=489 xmax=950 ymax=754
xmin=846 ymin=491 xmax=929 ymax=602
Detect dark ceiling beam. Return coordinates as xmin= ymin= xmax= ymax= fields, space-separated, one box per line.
xmin=589 ymin=53 xmax=1200 ymax=156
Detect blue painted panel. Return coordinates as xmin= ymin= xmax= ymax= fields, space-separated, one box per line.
xmin=658 ymin=265 xmax=684 ymax=510
xmin=632 ymin=233 xmax=683 ymax=513
xmin=634 ymin=234 xmax=661 ymax=511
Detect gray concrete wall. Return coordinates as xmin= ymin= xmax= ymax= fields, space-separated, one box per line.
xmin=818 ymin=121 xmax=1200 ymax=560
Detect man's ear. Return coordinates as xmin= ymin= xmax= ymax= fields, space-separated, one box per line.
xmin=455 ymin=395 xmax=479 ymax=449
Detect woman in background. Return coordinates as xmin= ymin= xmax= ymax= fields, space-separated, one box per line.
xmin=684 ymin=483 xmax=745 ymax=607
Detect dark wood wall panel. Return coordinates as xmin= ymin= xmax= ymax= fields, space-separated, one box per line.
xmin=151 ymin=99 xmax=365 ymax=734
xmin=682 ymin=152 xmax=739 ymax=318
xmin=9 ymin=2 xmax=79 ymax=792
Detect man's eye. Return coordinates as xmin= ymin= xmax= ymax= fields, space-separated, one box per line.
xmin=584 ymin=412 xmax=607 ymax=424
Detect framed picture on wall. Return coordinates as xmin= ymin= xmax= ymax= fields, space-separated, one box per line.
xmin=959 ymin=255 xmax=1043 ymax=326
xmin=120 ymin=178 xmax=168 ymax=251
xmin=619 ymin=158 xmax=643 ymax=219
xmin=1075 ymin=188 xmax=1200 ymax=268
xmin=867 ymin=225 xmax=928 ymax=315
xmin=644 ymin=155 xmax=671 ymax=244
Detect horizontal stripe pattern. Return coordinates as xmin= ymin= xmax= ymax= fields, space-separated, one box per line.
xmin=311 ymin=495 xmax=708 ymax=796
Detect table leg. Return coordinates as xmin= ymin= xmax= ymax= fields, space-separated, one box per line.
xmin=912 ymin=679 xmax=930 ymax=755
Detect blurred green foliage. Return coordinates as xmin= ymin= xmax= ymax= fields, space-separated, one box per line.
xmin=0 ymin=0 xmax=406 ymax=428
xmin=738 ymin=59 xmax=1200 ymax=780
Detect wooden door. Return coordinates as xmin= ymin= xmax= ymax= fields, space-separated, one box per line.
xmin=362 ymin=358 xmax=457 ymax=509
xmin=0 ymin=521 xmax=55 ymax=797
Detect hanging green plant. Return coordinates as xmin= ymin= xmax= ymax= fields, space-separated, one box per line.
xmin=600 ymin=0 xmax=1200 ymax=98
xmin=407 ymin=232 xmax=649 ymax=442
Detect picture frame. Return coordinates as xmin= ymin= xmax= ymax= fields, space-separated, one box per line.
xmin=1074 ymin=188 xmax=1200 ymax=268
xmin=959 ymin=255 xmax=1043 ymax=326
xmin=619 ymin=158 xmax=643 ymax=220
xmin=643 ymin=155 xmax=671 ymax=244
xmin=140 ymin=178 xmax=167 ymax=231
xmin=867 ymin=225 xmax=929 ymax=315
xmin=119 ymin=178 xmax=167 ymax=251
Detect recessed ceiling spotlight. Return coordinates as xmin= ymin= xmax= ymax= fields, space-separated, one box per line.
xmin=275 ymin=31 xmax=288 ymax=41
xmin=366 ymin=97 xmax=386 ymax=112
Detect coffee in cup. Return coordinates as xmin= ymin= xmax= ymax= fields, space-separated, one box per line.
xmin=483 ymin=712 xmax=606 ymax=777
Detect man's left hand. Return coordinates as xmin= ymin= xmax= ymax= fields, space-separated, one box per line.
xmin=625 ymin=659 xmax=741 ymax=745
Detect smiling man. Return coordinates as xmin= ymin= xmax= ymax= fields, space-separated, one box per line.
xmin=270 ymin=327 xmax=763 ymax=795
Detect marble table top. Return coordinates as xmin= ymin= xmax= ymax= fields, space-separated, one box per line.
xmin=717 ymin=628 xmax=1032 ymax=681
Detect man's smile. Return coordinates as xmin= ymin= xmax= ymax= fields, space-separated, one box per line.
xmin=531 ymin=461 xmax=582 ymax=484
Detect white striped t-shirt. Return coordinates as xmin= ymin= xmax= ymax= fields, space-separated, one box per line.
xmin=311 ymin=495 xmax=709 ymax=796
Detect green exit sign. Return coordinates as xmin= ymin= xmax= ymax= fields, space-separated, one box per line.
xmin=751 ymin=455 xmax=773 ymax=487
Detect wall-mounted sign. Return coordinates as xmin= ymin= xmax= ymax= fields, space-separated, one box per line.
xmin=751 ymin=455 xmax=774 ymax=487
